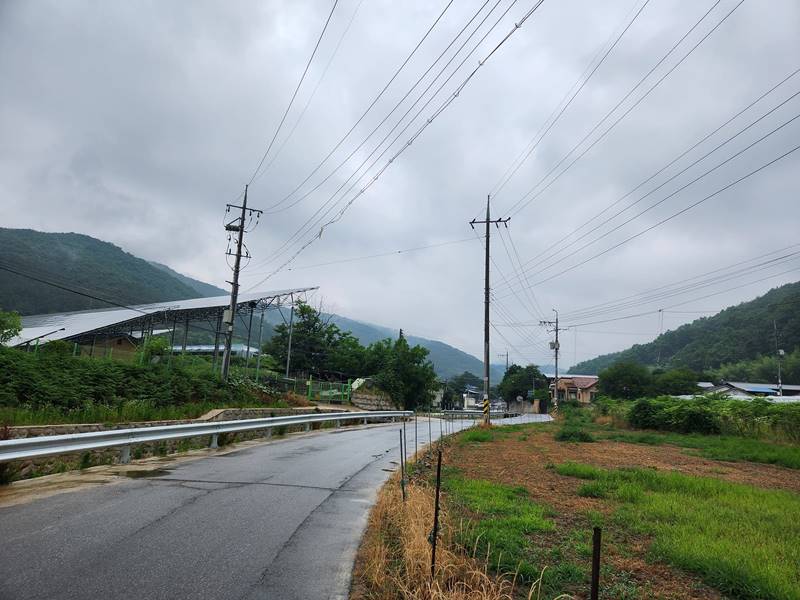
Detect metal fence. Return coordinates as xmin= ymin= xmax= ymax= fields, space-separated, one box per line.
xmin=0 ymin=411 xmax=411 ymax=465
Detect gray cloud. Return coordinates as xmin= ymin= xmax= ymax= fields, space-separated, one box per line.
xmin=1 ymin=0 xmax=798 ymax=368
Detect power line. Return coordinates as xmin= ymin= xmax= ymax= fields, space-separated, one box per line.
xmin=245 ymin=0 xmax=548 ymax=289
xmin=248 ymin=0 xmax=340 ymax=186
xmin=564 ymin=263 xmax=800 ymax=328
xmin=531 ymin=141 xmax=800 ymax=287
xmin=253 ymin=0 xmax=367 ymax=179
xmin=560 ymin=251 xmax=800 ymax=322
xmin=488 ymin=0 xmax=651 ymax=203
xmin=500 ymin=113 xmax=800 ymax=294
xmin=255 ymin=0 xmax=513 ymax=264
xmin=241 ymin=236 xmax=474 ymax=275
xmin=261 ymin=0 xmax=458 ymax=213
xmin=501 ymin=66 xmax=800 ymax=284
xmin=504 ymin=0 xmax=744 ymax=217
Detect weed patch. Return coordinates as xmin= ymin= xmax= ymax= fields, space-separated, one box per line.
xmin=556 ymin=462 xmax=800 ymax=599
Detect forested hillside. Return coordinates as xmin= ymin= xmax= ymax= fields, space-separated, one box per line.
xmin=0 ymin=228 xmax=503 ymax=379
xmin=570 ymin=281 xmax=800 ymax=374
xmin=0 ymin=229 xmax=207 ymax=314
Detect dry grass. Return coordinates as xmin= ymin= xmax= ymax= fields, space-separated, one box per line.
xmin=352 ymin=474 xmax=570 ymax=600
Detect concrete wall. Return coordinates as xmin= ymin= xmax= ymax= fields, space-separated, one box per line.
xmin=350 ymin=392 xmax=395 ymax=411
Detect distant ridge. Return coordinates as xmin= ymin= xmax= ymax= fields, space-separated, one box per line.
xmin=569 ymin=281 xmax=800 ymax=374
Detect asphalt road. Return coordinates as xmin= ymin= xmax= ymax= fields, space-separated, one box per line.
xmin=0 ymin=414 xmax=551 ymax=600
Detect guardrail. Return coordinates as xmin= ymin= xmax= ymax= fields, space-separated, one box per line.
xmin=440 ymin=410 xmax=519 ymax=419
xmin=0 ymin=411 xmax=412 ymax=465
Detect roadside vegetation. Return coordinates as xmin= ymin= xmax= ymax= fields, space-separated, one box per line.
xmin=354 ymin=391 xmax=800 ymax=599
xmin=351 ymin=450 xmax=566 ymax=600
xmin=0 ymin=343 xmax=285 ymax=426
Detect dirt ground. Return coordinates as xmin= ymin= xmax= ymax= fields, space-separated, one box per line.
xmin=444 ymin=426 xmax=800 ymax=599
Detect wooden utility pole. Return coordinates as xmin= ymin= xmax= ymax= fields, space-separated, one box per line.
xmin=470 ymin=195 xmax=509 ymax=425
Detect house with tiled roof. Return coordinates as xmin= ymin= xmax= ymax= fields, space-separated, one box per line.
xmin=544 ymin=373 xmax=599 ymax=404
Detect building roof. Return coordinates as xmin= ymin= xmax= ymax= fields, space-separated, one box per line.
xmin=7 ymin=288 xmax=317 ymax=347
xmin=727 ymin=382 xmax=781 ymax=394
xmin=171 ymin=343 xmax=260 ymax=355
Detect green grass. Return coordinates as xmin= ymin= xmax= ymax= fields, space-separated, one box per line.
xmin=0 ymin=399 xmax=289 ymax=425
xmin=555 ymin=426 xmax=596 ymax=443
xmin=460 ymin=429 xmax=494 ymax=443
xmin=600 ymin=429 xmax=800 ymax=470
xmin=556 ymin=462 xmax=800 ymax=599
xmin=443 ymin=474 xmax=560 ymax=582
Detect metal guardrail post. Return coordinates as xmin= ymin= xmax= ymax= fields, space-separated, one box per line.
xmin=335 ymin=420 xmax=340 ymax=429
xmin=120 ymin=445 xmax=131 ymax=464
xmin=210 ymin=433 xmax=219 ymax=449
xmin=304 ymin=423 xmax=311 ymax=432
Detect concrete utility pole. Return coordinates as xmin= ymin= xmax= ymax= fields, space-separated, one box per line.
xmin=221 ymin=185 xmax=263 ymax=381
xmin=540 ymin=309 xmax=567 ymax=409
xmin=497 ymin=351 xmax=509 ymax=374
xmin=285 ymin=301 xmax=295 ymax=378
xmin=470 ymin=195 xmax=510 ymax=425
xmin=774 ymin=319 xmax=784 ymax=396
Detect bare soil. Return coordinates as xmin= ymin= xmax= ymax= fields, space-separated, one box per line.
xmin=443 ymin=426 xmax=800 ymax=599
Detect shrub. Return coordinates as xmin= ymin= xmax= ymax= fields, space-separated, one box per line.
xmin=555 ymin=427 xmax=595 ymax=443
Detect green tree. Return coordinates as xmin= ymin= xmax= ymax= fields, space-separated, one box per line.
xmin=652 ymin=369 xmax=699 ymax=395
xmin=598 ymin=361 xmax=653 ymax=399
xmin=0 ymin=310 xmax=21 ymax=344
xmin=367 ymin=336 xmax=437 ymax=410
xmin=497 ymin=363 xmax=548 ymax=403
xmin=264 ymin=301 xmax=346 ymax=376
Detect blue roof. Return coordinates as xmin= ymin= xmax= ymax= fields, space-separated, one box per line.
xmin=729 ymin=382 xmax=776 ymax=393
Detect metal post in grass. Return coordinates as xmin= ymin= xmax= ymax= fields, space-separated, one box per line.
xmin=414 ymin=412 xmax=418 ymax=457
xmin=402 ymin=418 xmax=407 ymax=463
xmin=430 ymin=448 xmax=443 ymax=578
xmin=428 ymin=412 xmax=432 ymax=446
xmin=399 ymin=429 xmax=406 ymax=502
xmin=591 ymin=527 xmax=602 ymax=600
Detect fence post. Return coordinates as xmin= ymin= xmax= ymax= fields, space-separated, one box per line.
xmin=307 ymin=375 xmax=313 ymax=402
xmin=119 ymin=445 xmax=131 ymax=464
xmin=430 ymin=448 xmax=442 ymax=577
xmin=591 ymin=527 xmax=602 ymax=600
xmin=414 ymin=412 xmax=418 ymax=457
xmin=399 ymin=429 xmax=406 ymax=502
xmin=210 ymin=433 xmax=219 ymax=449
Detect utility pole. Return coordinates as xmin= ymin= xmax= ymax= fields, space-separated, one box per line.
xmin=221 ymin=185 xmax=262 ymax=381
xmin=540 ymin=309 xmax=567 ymax=409
xmin=497 ymin=351 xmax=509 ymax=374
xmin=470 ymin=195 xmax=510 ymax=425
xmin=285 ymin=301 xmax=295 ymax=378
xmin=774 ymin=319 xmax=784 ymax=396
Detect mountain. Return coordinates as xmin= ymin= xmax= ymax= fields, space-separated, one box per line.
xmin=0 ymin=228 xmax=204 ymax=315
xmin=569 ymin=281 xmax=800 ymax=374
xmin=149 ymin=261 xmax=226 ymax=297
xmin=0 ymin=228 xmax=504 ymax=379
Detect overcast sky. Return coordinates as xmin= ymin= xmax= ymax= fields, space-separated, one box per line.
xmin=1 ymin=0 xmax=798 ymax=369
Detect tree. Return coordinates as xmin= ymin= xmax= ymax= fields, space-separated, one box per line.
xmin=652 ymin=369 xmax=699 ymax=395
xmin=497 ymin=363 xmax=548 ymax=403
xmin=0 ymin=310 xmax=21 ymax=344
xmin=264 ymin=301 xmax=348 ymax=376
xmin=368 ymin=336 xmax=437 ymax=410
xmin=598 ymin=361 xmax=653 ymax=399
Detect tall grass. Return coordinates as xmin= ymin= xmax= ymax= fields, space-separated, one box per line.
xmin=599 ymin=430 xmax=800 ymax=470
xmin=355 ymin=477 xmax=569 ymax=599
xmin=556 ymin=462 xmax=800 ymax=599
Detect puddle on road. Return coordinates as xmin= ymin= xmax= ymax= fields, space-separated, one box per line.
xmin=116 ymin=469 xmax=170 ymax=479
